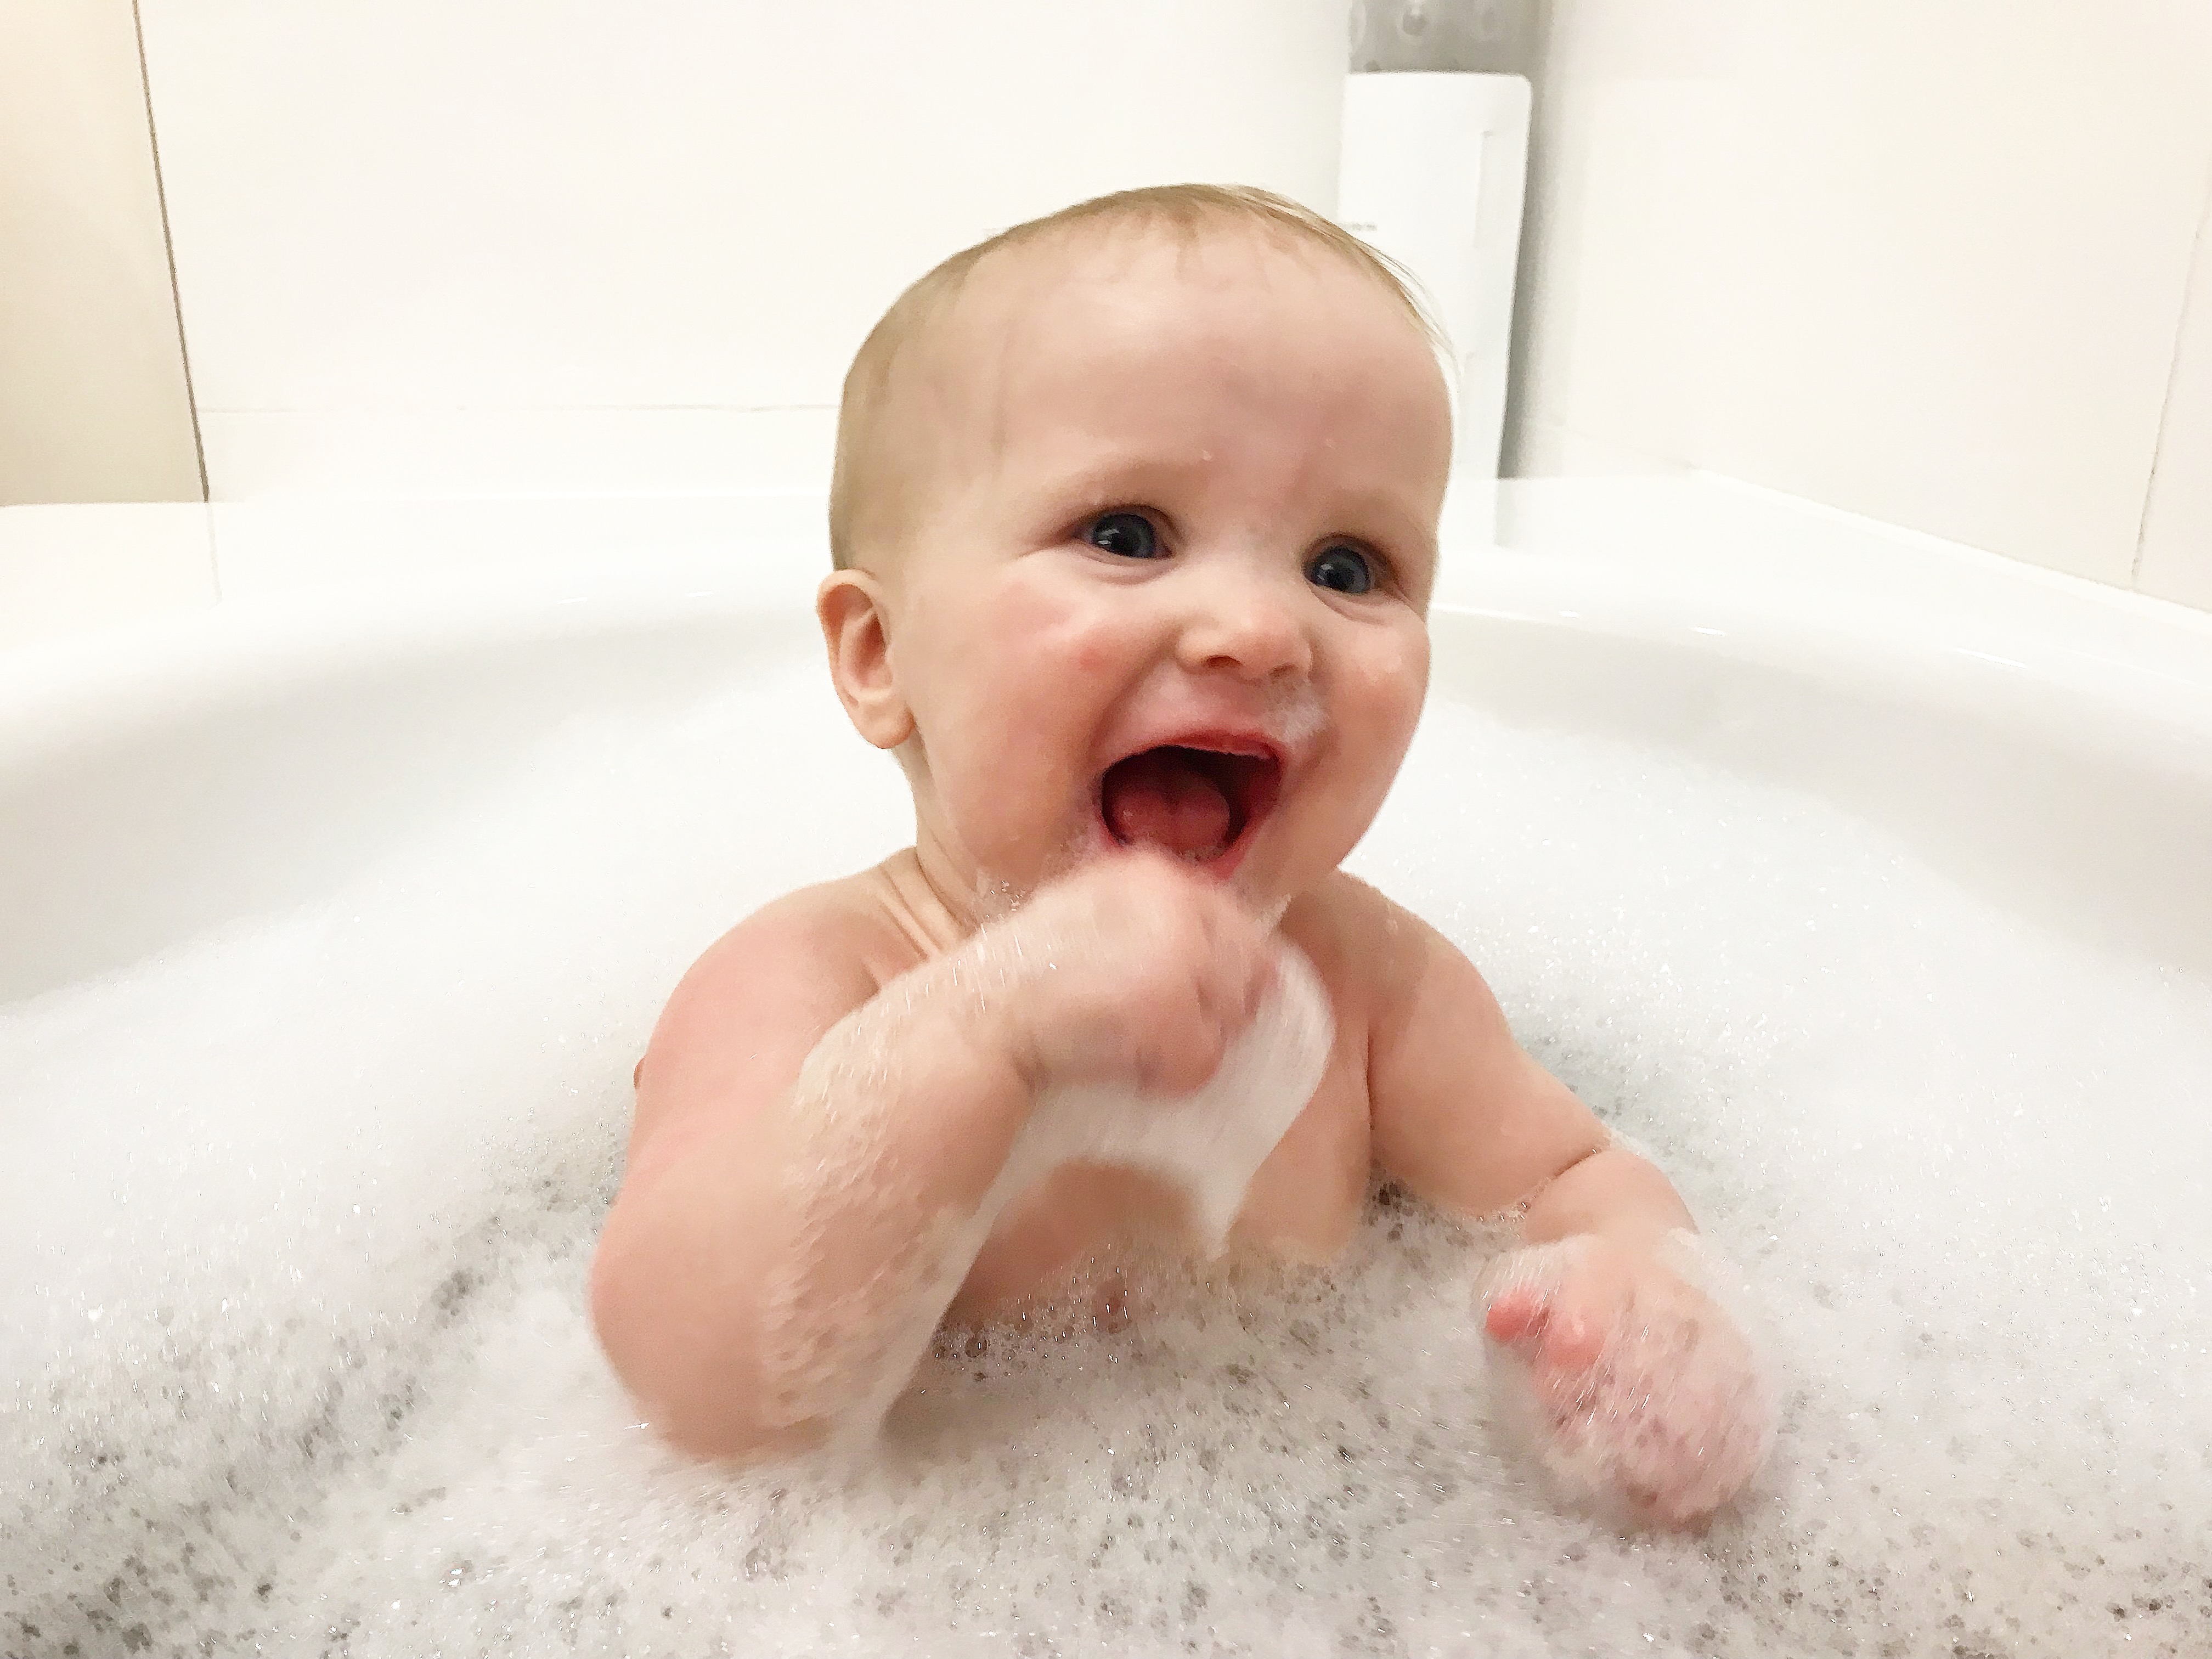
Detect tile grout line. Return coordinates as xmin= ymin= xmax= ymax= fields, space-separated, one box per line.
xmin=130 ymin=0 xmax=213 ymax=544
xmin=2132 ymin=155 xmax=2212 ymax=594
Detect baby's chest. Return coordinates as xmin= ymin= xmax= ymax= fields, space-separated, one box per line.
xmin=1230 ymin=1046 xmax=1375 ymax=1260
xmin=950 ymin=1054 xmax=1374 ymax=1323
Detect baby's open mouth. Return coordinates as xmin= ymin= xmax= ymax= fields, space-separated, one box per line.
xmin=1098 ymin=744 xmax=1282 ymax=867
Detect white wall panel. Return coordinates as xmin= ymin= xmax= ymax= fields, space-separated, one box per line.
xmin=1507 ymin=0 xmax=2212 ymax=595
xmin=2138 ymin=183 xmax=2212 ymax=612
xmin=138 ymin=0 xmax=1348 ymax=499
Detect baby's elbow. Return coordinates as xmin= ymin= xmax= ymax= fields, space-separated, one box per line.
xmin=588 ymin=1215 xmax=817 ymax=1466
xmin=622 ymin=1361 xmax=817 ymax=1466
xmin=586 ymin=1222 xmax=659 ymax=1412
xmin=660 ymin=1401 xmax=826 ymax=1466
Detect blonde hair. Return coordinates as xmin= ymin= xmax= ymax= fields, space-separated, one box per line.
xmin=826 ymin=183 xmax=1440 ymax=570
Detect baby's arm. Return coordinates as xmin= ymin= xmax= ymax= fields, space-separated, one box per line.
xmin=1362 ymin=895 xmax=1772 ymax=1525
xmin=590 ymin=891 xmax=1032 ymax=1460
xmin=1368 ymin=943 xmax=1688 ymax=1248
xmin=590 ymin=855 xmax=1275 ymax=1461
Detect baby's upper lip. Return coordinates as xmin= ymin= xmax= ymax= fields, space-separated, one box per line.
xmin=1105 ymin=725 xmax=1282 ymax=768
xmin=1098 ymin=704 xmax=1305 ymax=775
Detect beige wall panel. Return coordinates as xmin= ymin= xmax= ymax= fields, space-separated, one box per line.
xmin=0 ymin=0 xmax=201 ymax=506
xmin=1508 ymin=0 xmax=2212 ymax=590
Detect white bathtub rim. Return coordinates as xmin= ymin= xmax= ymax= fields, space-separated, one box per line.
xmin=0 ymin=554 xmax=819 ymax=772
xmin=1437 ymin=551 xmax=2212 ymax=764
xmin=3 ymin=534 xmax=2208 ymax=1000
xmin=2 ymin=526 xmax=2209 ymax=778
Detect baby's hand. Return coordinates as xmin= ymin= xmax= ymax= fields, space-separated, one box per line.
xmin=991 ymin=852 xmax=1278 ymax=1097
xmin=1479 ymin=1231 xmax=1774 ymax=1527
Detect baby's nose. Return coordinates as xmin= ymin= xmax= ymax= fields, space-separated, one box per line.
xmin=1175 ymin=582 xmax=1313 ymax=681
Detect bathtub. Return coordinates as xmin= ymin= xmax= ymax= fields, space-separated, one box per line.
xmin=5 ymin=478 xmax=2208 ymax=1000
xmin=4 ymin=477 xmax=2209 ymax=1655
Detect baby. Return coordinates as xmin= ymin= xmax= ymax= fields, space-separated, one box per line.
xmin=590 ymin=185 xmax=1772 ymax=1525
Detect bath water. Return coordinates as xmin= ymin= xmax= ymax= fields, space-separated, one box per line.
xmin=3 ymin=646 xmax=2207 ymax=1657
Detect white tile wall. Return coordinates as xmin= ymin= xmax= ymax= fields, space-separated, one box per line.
xmin=203 ymin=493 xmax=824 ymax=601
xmin=196 ymin=409 xmax=839 ymax=501
xmin=136 ymin=0 xmax=1350 ymax=500
xmin=2137 ymin=184 xmax=2212 ymax=611
xmin=0 ymin=0 xmax=200 ymax=505
xmin=1506 ymin=0 xmax=2212 ymax=602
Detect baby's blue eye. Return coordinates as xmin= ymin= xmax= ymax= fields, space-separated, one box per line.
xmin=1307 ymin=544 xmax=1376 ymax=595
xmin=1085 ymin=512 xmax=1162 ymax=559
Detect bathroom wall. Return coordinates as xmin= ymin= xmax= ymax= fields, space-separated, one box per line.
xmin=9 ymin=0 xmax=2210 ymax=612
xmin=2137 ymin=190 xmax=2212 ymax=611
xmin=0 ymin=0 xmax=201 ymax=506
xmin=1504 ymin=0 xmax=2212 ymax=605
xmin=129 ymin=0 xmax=1348 ymax=500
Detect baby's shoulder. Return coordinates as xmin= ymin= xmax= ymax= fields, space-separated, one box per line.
xmin=1279 ymin=872 xmax=1448 ymax=1020
xmin=670 ymin=864 xmax=922 ymax=1015
xmin=631 ymin=864 xmax=924 ymax=1150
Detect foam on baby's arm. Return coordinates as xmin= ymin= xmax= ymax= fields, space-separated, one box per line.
xmin=1350 ymin=888 xmax=1774 ymax=1522
xmin=1459 ymin=1117 xmax=1779 ymax=1525
xmin=1476 ymin=1225 xmax=1777 ymax=1525
xmin=1003 ymin=938 xmax=1331 ymax=1250
xmin=755 ymin=932 xmax=1334 ymax=1449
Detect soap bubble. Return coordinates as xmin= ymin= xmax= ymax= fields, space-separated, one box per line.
xmin=2 ymin=661 xmax=2206 ymax=1656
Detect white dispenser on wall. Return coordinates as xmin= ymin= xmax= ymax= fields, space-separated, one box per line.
xmin=1337 ymin=72 xmax=1531 ymax=479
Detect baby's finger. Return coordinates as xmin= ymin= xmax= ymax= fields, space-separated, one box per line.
xmin=1536 ymin=1301 xmax=1607 ymax=1372
xmin=1145 ymin=1015 xmax=1226 ymax=1097
xmin=1240 ymin=942 xmax=1279 ymax=1020
xmin=1182 ymin=952 xmax=1232 ymax=1032
xmin=1476 ymin=1240 xmax=1580 ymax=1347
xmin=1488 ymin=1274 xmax=1611 ymax=1370
xmin=1482 ymin=1285 xmax=1551 ymax=1347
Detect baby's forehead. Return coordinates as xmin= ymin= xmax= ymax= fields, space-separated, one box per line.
xmin=911 ymin=225 xmax=1438 ymax=451
xmin=854 ymin=214 xmax=1450 ymax=567
xmin=945 ymin=218 xmax=1401 ymax=347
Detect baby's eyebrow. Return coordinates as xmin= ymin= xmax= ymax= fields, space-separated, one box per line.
xmin=1017 ymin=453 xmax=1212 ymax=510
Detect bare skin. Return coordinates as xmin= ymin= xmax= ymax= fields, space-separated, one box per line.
xmin=589 ymin=223 xmax=1762 ymax=1521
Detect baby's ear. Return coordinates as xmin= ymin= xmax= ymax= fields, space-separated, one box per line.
xmin=816 ymin=570 xmax=915 ymax=750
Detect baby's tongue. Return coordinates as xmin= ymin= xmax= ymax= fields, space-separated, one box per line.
xmin=1101 ymin=749 xmax=1233 ymax=861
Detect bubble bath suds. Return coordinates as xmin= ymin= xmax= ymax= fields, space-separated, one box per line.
xmin=3 ymin=653 xmax=2208 ymax=1657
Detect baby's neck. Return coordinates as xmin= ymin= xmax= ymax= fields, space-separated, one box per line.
xmin=867 ymin=848 xmax=979 ymax=956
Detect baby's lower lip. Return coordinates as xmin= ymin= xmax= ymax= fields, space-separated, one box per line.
xmin=1203 ymin=839 xmax=1256 ymax=881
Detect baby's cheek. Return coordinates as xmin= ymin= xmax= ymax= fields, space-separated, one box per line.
xmin=1348 ymin=635 xmax=1427 ymax=746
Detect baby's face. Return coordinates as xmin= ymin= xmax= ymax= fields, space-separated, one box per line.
xmin=844 ymin=230 xmax=1451 ymax=916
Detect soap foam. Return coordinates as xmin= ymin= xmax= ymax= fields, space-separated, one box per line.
xmin=3 ymin=657 xmax=2208 ymax=1657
